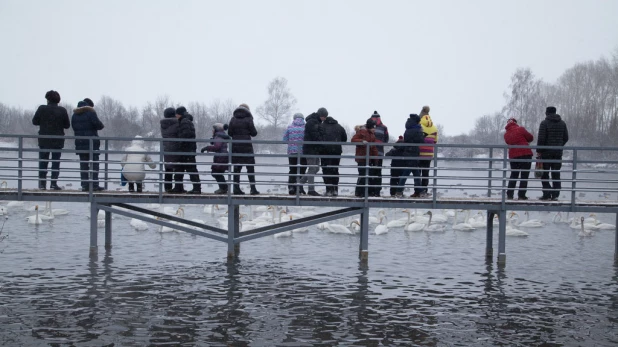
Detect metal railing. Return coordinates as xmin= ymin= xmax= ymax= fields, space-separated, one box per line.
xmin=1 ymin=134 xmax=618 ymax=206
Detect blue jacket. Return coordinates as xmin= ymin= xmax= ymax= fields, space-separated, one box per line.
xmin=71 ymin=104 xmax=104 ymax=151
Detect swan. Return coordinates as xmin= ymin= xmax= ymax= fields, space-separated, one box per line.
xmin=145 ymin=203 xmax=161 ymax=210
xmin=349 ymin=220 xmax=361 ymax=232
xmin=505 ymin=213 xmax=528 ymax=236
xmin=26 ymin=205 xmax=43 ymax=225
xmin=130 ymin=218 xmax=149 ymax=231
xmin=44 ymin=201 xmax=69 ymax=216
xmin=466 ymin=211 xmax=487 ymax=228
xmin=424 ymin=211 xmax=447 ymax=232
xmin=288 ymin=215 xmax=308 ymax=232
xmin=569 ymin=215 xmax=583 ymax=229
xmin=160 ymin=207 xmax=184 ymax=232
xmin=7 ymin=201 xmax=25 ymax=209
xmin=386 ymin=210 xmax=410 ymax=228
xmin=404 ymin=215 xmax=426 ymax=232
xmin=452 ymin=210 xmax=476 ymax=231
xmin=369 ymin=210 xmax=387 ymax=225
xmin=374 ymin=218 xmax=389 ymax=235
xmin=427 ymin=210 xmax=448 ymax=223
xmin=203 ymin=204 xmax=219 ymax=216
xmin=322 ymin=221 xmax=353 ymax=234
xmin=585 ymin=213 xmax=616 ymax=230
xmin=0 ymin=180 xmax=7 ymax=189
xmin=578 ymin=217 xmax=595 ymax=237
xmin=515 ymin=211 xmax=545 ymax=228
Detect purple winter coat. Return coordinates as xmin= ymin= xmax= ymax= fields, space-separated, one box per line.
xmin=203 ymin=130 xmax=230 ymax=172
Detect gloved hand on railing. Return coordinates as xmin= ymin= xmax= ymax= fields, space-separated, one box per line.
xmin=200 ymin=147 xmax=207 ymax=153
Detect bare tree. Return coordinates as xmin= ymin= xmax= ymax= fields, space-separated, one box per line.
xmin=255 ymin=77 xmax=297 ymax=130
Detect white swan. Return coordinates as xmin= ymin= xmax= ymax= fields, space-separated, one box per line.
xmin=160 ymin=207 xmax=184 ymax=232
xmin=514 ymin=211 xmax=545 ymax=228
xmin=427 ymin=210 xmax=449 ymax=224
xmin=386 ymin=210 xmax=410 ymax=228
xmin=424 ymin=211 xmax=447 ymax=232
xmin=44 ymin=201 xmax=69 ymax=217
xmin=505 ymin=213 xmax=528 ymax=236
xmin=369 ymin=210 xmax=387 ymax=225
xmin=322 ymin=221 xmax=353 ymax=234
xmin=7 ymin=201 xmax=25 ymax=209
xmin=26 ymin=205 xmax=43 ymax=225
xmin=586 ymin=213 xmax=616 ymax=230
xmin=374 ymin=218 xmax=389 ymax=235
xmin=404 ymin=216 xmax=426 ymax=232
xmin=467 ymin=211 xmax=487 ymax=228
xmin=288 ymin=215 xmax=308 ymax=232
xmin=452 ymin=210 xmax=475 ymax=231
xmin=349 ymin=220 xmax=361 ymax=233
xmin=578 ymin=217 xmax=595 ymax=237
xmin=130 ymin=218 xmax=149 ymax=231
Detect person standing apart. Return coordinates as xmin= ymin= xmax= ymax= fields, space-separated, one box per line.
xmin=201 ymin=123 xmax=231 ymax=194
xmin=172 ymin=107 xmax=201 ymax=194
xmin=121 ymin=136 xmax=156 ymax=193
xmin=282 ymin=113 xmax=307 ymax=195
xmin=72 ymin=98 xmax=105 ymax=191
xmin=352 ymin=119 xmax=379 ymax=198
xmin=369 ymin=111 xmax=389 ymax=197
xmin=32 ymin=90 xmax=70 ymax=190
xmin=160 ymin=107 xmax=180 ymax=193
xmin=398 ymin=114 xmax=425 ymax=198
xmin=385 ymin=135 xmax=406 ymax=197
xmin=228 ymin=103 xmax=259 ymax=195
xmin=503 ymin=118 xmax=534 ymax=200
xmin=537 ymin=106 xmax=569 ymax=201
xmin=418 ymin=106 xmax=438 ymax=197
xmin=319 ymin=115 xmax=347 ymax=196
xmin=299 ymin=107 xmax=328 ymax=196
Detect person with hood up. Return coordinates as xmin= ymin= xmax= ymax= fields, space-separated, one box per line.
xmin=299 ymin=107 xmax=328 ymax=196
xmin=369 ymin=110 xmax=389 ymax=196
xmin=201 ymin=123 xmax=231 ymax=194
xmin=351 ymin=118 xmax=379 ymax=198
xmin=282 ymin=113 xmax=307 ymax=195
xmin=160 ymin=107 xmax=180 ymax=192
xmin=397 ymin=114 xmax=425 ymax=198
xmin=385 ymin=135 xmax=406 ymax=197
xmin=120 ymin=136 xmax=156 ymax=193
xmin=32 ymin=90 xmax=71 ymax=190
xmin=228 ymin=103 xmax=259 ymax=195
xmin=504 ymin=118 xmax=534 ymax=200
xmin=537 ymin=106 xmax=569 ymax=201
xmin=418 ymin=106 xmax=438 ymax=197
xmin=172 ymin=107 xmax=201 ymax=194
xmin=72 ymin=98 xmax=105 ymax=191
xmin=319 ymin=115 xmax=347 ymax=196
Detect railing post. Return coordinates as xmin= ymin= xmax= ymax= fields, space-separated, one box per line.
xmin=364 ymin=142 xmax=369 ymax=199
xmin=501 ymin=147 xmax=507 ymax=203
xmin=571 ymin=149 xmax=577 ymax=208
xmin=497 ymin=210 xmax=506 ymax=266
xmin=432 ymin=145 xmax=438 ymax=201
xmin=359 ymin=207 xmax=369 ymax=261
xmin=17 ymin=137 xmax=23 ymax=200
xmin=296 ymin=147 xmax=301 ymax=201
xmin=227 ymin=138 xmax=233 ymax=199
xmin=488 ymin=147 xmax=493 ymax=198
xmin=104 ymin=139 xmax=109 ymax=190
xmin=88 ymin=138 xmax=94 ymax=193
xmin=486 ymin=211 xmax=494 ymax=258
xmin=159 ymin=139 xmax=164 ymax=200
xmin=90 ymin=201 xmax=98 ymax=254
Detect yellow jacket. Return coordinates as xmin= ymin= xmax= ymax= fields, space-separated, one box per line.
xmin=420 ymin=115 xmax=438 ymax=158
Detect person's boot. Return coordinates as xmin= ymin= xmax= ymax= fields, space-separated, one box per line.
xmin=298 ymin=185 xmax=307 ymax=195
xmin=39 ymin=180 xmax=46 ymax=190
xmin=171 ymin=184 xmax=185 ymax=193
xmin=128 ymin=183 xmax=135 ymax=192
xmin=136 ymin=183 xmax=143 ymax=193
xmin=333 ymin=187 xmax=338 ymax=197
xmin=233 ymin=185 xmax=245 ymax=195
xmin=49 ymin=180 xmax=62 ymax=190
xmin=250 ymin=185 xmax=260 ymax=195
xmin=188 ymin=184 xmax=201 ymax=194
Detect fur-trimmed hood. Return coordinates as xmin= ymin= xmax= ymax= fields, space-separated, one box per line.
xmin=73 ymin=106 xmax=95 ymax=114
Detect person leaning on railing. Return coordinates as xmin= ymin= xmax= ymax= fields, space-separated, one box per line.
xmin=172 ymin=107 xmax=201 ymax=194
xmin=201 ymin=123 xmax=231 ymax=194
xmin=351 ymin=119 xmax=379 ymax=198
xmin=282 ymin=113 xmax=307 ymax=195
xmin=228 ymin=103 xmax=259 ymax=195
xmin=536 ymin=106 xmax=569 ymax=201
xmin=160 ymin=107 xmax=180 ymax=193
xmin=32 ymin=90 xmax=70 ymax=190
xmin=385 ymin=135 xmax=406 ymax=197
xmin=503 ymin=117 xmax=533 ymax=200
xmin=398 ymin=114 xmax=425 ymax=198
xmin=419 ymin=106 xmax=438 ymax=197
xmin=299 ymin=108 xmax=328 ymax=196
xmin=369 ymin=110 xmax=389 ymax=197
xmin=319 ymin=114 xmax=347 ymax=197
xmin=71 ymin=98 xmax=104 ymax=191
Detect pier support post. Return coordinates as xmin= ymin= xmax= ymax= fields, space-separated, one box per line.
xmin=227 ymin=204 xmax=240 ymax=259
xmin=497 ymin=210 xmax=506 ymax=265
xmin=104 ymin=204 xmax=112 ymax=250
xmin=615 ymin=213 xmax=618 ymax=264
xmin=89 ymin=202 xmax=98 ymax=254
xmin=486 ymin=211 xmax=494 ymax=258
xmin=359 ymin=207 xmax=369 ymax=261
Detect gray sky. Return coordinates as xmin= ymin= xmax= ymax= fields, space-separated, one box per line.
xmin=1 ymin=0 xmax=617 ymax=136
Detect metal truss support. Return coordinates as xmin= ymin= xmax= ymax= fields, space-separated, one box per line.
xmin=359 ymin=207 xmax=370 ymax=261
xmin=497 ymin=210 xmax=506 ymax=266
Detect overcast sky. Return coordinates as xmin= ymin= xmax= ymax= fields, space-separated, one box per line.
xmin=1 ymin=0 xmax=617 ymax=136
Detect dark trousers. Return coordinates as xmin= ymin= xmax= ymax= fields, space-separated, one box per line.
xmin=507 ymin=155 xmax=532 ymax=198
xmin=128 ymin=182 xmax=143 ymax=192
xmin=355 ymin=162 xmax=379 ymax=197
xmin=369 ymin=159 xmax=383 ymax=196
xmin=174 ymin=155 xmax=200 ymax=190
xmin=233 ymin=165 xmax=256 ymax=187
xmin=398 ymin=161 xmax=422 ymax=194
xmin=541 ymin=155 xmax=562 ymax=198
xmin=212 ymin=168 xmax=227 ymax=191
xmin=78 ymin=153 xmax=100 ymax=188
xmin=39 ymin=150 xmax=62 ymax=180
xmin=164 ymin=164 xmax=176 ymax=191
xmin=288 ymin=156 xmax=307 ymax=192
xmin=390 ymin=168 xmax=404 ymax=196
xmin=418 ymin=159 xmax=432 ymax=193
xmin=321 ymin=157 xmax=340 ymax=193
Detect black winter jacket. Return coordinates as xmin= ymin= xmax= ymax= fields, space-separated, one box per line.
xmin=71 ymin=106 xmax=104 ymax=151
xmin=319 ymin=117 xmax=347 ymax=155
xmin=403 ymin=116 xmax=425 ymax=163
xmin=228 ymin=106 xmax=257 ymax=155
xmin=303 ymin=113 xmax=322 ymax=155
xmin=177 ymin=113 xmax=197 ymax=153
xmin=32 ymin=103 xmax=71 ymax=149
xmin=537 ymin=113 xmax=569 ymax=157
xmin=160 ymin=117 xmax=180 ymax=162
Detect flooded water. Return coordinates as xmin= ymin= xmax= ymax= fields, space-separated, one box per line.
xmin=1 ymin=201 xmax=617 ymax=346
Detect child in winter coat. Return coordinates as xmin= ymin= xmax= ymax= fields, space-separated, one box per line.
xmin=120 ymin=136 xmax=156 ymax=193
xmin=201 ymin=123 xmax=231 ymax=194
xmin=385 ymin=136 xmax=406 ymax=197
xmin=283 ymin=113 xmax=307 ymax=195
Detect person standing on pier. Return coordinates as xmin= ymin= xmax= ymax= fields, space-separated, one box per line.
xmin=319 ymin=115 xmax=347 ymax=197
xmin=72 ymin=98 xmax=105 ymax=191
xmin=173 ymin=107 xmax=201 ymax=194
xmin=352 ymin=119 xmax=379 ymax=198
xmin=299 ymin=107 xmax=328 ymax=196
xmin=536 ymin=106 xmax=569 ymax=201
xmin=385 ymin=135 xmax=406 ymax=197
xmin=369 ymin=111 xmax=389 ymax=197
xmin=398 ymin=114 xmax=425 ymax=198
xmin=419 ymin=106 xmax=438 ymax=197
xmin=228 ymin=103 xmax=259 ymax=195
xmin=160 ymin=107 xmax=180 ymax=193
xmin=32 ymin=90 xmax=70 ymax=190
xmin=201 ymin=123 xmax=231 ymax=194
xmin=120 ymin=136 xmax=156 ymax=193
xmin=283 ymin=113 xmax=307 ymax=195
xmin=504 ymin=118 xmax=534 ymax=200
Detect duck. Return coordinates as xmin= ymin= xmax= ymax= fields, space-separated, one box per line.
xmin=26 ymin=205 xmax=43 ymax=225
xmin=578 ymin=217 xmax=595 ymax=237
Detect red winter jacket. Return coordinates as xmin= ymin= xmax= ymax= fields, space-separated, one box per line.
xmin=504 ymin=122 xmax=533 ymax=159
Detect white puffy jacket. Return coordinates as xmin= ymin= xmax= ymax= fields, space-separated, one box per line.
xmin=121 ymin=138 xmax=156 ymax=182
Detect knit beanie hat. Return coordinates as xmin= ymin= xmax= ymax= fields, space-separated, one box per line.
xmin=365 ymin=118 xmax=376 ymax=129
xmin=239 ymin=103 xmax=250 ymax=111
xmin=163 ymin=107 xmax=176 ymax=118
xmin=83 ymin=98 xmax=94 ymax=107
xmin=421 ymin=115 xmax=434 ymax=127
xmin=293 ymin=112 xmax=304 ymax=119
xmin=546 ymin=106 xmax=557 ymax=115
xmin=175 ymin=106 xmax=187 ymax=116
xmin=507 ymin=118 xmax=518 ymax=125
xmin=371 ymin=110 xmax=380 ymax=117
xmin=421 ymin=106 xmax=430 ymax=114
xmin=77 ymin=100 xmax=86 ymax=107
xmin=409 ymin=113 xmax=420 ymax=124
xmin=213 ymin=123 xmax=228 ymax=131
xmin=317 ymin=107 xmax=328 ymax=118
